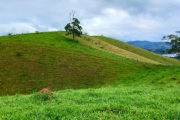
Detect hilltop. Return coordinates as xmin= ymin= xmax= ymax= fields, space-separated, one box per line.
xmin=0 ymin=31 xmax=179 ymax=95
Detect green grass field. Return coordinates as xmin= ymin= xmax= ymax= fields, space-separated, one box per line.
xmin=0 ymin=31 xmax=180 ymax=119
xmin=0 ymin=86 xmax=180 ymax=119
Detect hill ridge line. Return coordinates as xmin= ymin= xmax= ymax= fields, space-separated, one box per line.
xmin=60 ymin=33 xmax=160 ymax=64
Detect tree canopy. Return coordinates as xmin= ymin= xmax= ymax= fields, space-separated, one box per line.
xmin=162 ymin=31 xmax=180 ymax=58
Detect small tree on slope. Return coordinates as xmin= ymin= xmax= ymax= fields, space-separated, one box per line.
xmin=64 ymin=10 xmax=82 ymax=40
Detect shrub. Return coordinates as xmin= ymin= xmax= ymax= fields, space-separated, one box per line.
xmin=32 ymin=88 xmax=54 ymax=101
xmin=8 ymin=33 xmax=12 ymax=36
xmin=33 ymin=92 xmax=51 ymax=101
xmin=16 ymin=52 xmax=23 ymax=57
xmin=100 ymin=46 xmax=105 ymax=49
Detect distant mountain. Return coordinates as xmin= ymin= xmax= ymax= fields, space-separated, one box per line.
xmin=127 ymin=40 xmax=170 ymax=54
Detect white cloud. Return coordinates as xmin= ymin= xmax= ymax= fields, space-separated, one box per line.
xmin=0 ymin=0 xmax=180 ymax=41
xmin=48 ymin=28 xmax=59 ymax=31
xmin=0 ymin=23 xmax=37 ymax=35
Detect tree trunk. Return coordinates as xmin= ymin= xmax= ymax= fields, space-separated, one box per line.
xmin=73 ymin=31 xmax=75 ymax=40
xmin=72 ymin=25 xmax=75 ymax=40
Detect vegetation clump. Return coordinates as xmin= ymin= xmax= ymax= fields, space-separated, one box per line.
xmin=35 ymin=31 xmax=39 ymax=34
xmin=162 ymin=30 xmax=180 ymax=59
xmin=15 ymin=52 xmax=23 ymax=57
xmin=33 ymin=88 xmax=53 ymax=101
xmin=8 ymin=33 xmax=12 ymax=36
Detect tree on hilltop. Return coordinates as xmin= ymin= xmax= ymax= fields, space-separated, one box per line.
xmin=162 ymin=31 xmax=180 ymax=59
xmin=64 ymin=10 xmax=82 ymax=40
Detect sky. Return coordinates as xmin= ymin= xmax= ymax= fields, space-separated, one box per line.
xmin=0 ymin=0 xmax=180 ymax=42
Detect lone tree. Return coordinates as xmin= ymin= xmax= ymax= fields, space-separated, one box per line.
xmin=162 ymin=31 xmax=180 ymax=58
xmin=64 ymin=10 xmax=82 ymax=40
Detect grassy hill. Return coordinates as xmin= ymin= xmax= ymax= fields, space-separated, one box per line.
xmin=0 ymin=31 xmax=180 ymax=119
xmin=0 ymin=31 xmax=180 ymax=95
xmin=0 ymin=32 xmax=126 ymax=95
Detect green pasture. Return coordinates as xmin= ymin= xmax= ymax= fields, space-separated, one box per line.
xmin=0 ymin=31 xmax=180 ymax=119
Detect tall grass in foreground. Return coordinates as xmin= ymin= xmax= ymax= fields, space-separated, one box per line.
xmin=0 ymin=86 xmax=180 ymax=119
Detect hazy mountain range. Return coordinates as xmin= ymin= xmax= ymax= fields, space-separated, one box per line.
xmin=127 ymin=40 xmax=170 ymax=54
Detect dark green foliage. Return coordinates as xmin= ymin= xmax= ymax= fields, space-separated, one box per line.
xmin=16 ymin=52 xmax=23 ymax=57
xmin=100 ymin=46 xmax=105 ymax=49
xmin=162 ymin=31 xmax=180 ymax=58
xmin=33 ymin=93 xmax=49 ymax=101
xmin=8 ymin=33 xmax=12 ymax=36
xmin=64 ymin=12 xmax=82 ymax=40
xmin=32 ymin=92 xmax=54 ymax=101
xmin=35 ymin=31 xmax=39 ymax=34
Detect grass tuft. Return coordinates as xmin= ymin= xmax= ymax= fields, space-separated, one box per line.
xmin=15 ymin=52 xmax=23 ymax=57
xmin=32 ymin=92 xmax=55 ymax=101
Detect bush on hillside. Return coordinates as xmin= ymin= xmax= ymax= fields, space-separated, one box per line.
xmin=32 ymin=88 xmax=54 ymax=101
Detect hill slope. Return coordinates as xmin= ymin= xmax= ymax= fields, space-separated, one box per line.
xmin=1 ymin=31 xmax=180 ymax=119
xmin=94 ymin=36 xmax=180 ymax=65
xmin=0 ymin=31 xmax=179 ymax=95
